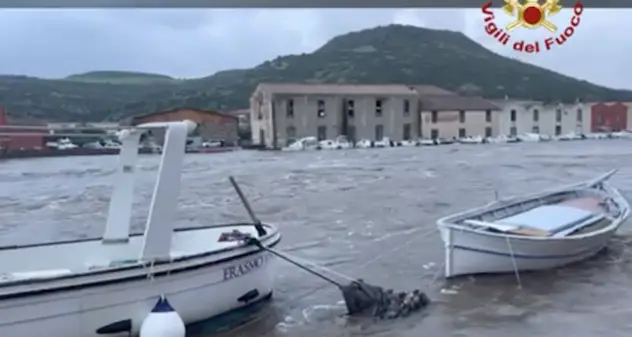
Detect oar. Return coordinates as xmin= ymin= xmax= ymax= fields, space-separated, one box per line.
xmin=228 ymin=176 xmax=266 ymax=236
xmin=228 ymin=176 xmax=344 ymax=288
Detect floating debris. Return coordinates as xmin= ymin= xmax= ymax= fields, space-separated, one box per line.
xmin=340 ymin=279 xmax=430 ymax=320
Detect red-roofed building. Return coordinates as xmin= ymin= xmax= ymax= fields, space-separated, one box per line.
xmin=0 ymin=107 xmax=47 ymax=150
xmin=590 ymin=102 xmax=628 ymax=132
xmin=127 ymin=107 xmax=239 ymax=145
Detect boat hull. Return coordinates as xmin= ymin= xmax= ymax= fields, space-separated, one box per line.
xmin=439 ymin=225 xmax=615 ymax=278
xmin=0 ymin=240 xmax=280 ymax=336
xmin=437 ymin=171 xmax=630 ymax=278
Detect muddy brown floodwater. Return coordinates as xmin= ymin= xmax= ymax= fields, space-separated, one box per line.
xmin=2 ymin=140 xmax=632 ymax=337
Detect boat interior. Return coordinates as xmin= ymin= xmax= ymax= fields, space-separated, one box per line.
xmin=453 ymin=185 xmax=626 ymax=238
xmin=0 ymin=224 xmax=269 ymax=283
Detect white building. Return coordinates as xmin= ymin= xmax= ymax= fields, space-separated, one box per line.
xmin=493 ymin=100 xmax=591 ymax=136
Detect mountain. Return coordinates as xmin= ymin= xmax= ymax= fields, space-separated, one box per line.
xmin=2 ymin=24 xmax=631 ymax=122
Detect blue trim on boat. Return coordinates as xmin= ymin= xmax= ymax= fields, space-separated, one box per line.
xmin=452 ymin=244 xmax=602 ymax=259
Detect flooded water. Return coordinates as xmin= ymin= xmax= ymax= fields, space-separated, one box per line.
xmin=2 ymin=140 xmax=632 ymax=337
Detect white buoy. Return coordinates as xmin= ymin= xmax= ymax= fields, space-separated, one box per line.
xmin=140 ymin=295 xmax=186 ymax=337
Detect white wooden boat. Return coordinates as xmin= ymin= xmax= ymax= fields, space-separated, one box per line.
xmin=437 ymin=170 xmax=629 ymax=278
xmin=419 ymin=139 xmax=437 ymax=146
xmin=46 ymin=137 xmax=79 ymax=149
xmin=319 ymin=136 xmax=353 ymax=150
xmin=554 ymin=131 xmax=584 ymax=141
xmin=612 ymin=130 xmax=632 ymax=139
xmin=487 ymin=135 xmax=520 ymax=143
xmin=355 ymin=139 xmax=372 ymax=148
xmin=400 ymin=140 xmax=419 ymax=147
xmin=516 ymin=132 xmax=545 ymax=142
xmin=282 ymin=136 xmax=320 ymax=151
xmin=0 ymin=120 xmax=281 ymax=336
xmin=374 ymin=137 xmax=392 ymax=148
xmin=458 ymin=136 xmax=484 ymax=144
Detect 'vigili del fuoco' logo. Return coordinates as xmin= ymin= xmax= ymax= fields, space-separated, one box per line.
xmin=482 ymin=0 xmax=584 ymax=53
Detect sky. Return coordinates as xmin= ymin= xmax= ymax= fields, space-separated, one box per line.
xmin=0 ymin=8 xmax=628 ymax=89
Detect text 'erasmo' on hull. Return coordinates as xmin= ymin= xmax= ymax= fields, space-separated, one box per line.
xmin=481 ymin=0 xmax=584 ymax=53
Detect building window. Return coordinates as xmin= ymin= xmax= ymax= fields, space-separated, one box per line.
xmin=577 ymin=108 xmax=583 ymax=122
xmin=317 ymin=100 xmax=325 ymax=118
xmin=403 ymin=100 xmax=410 ymax=116
xmin=286 ymin=126 xmax=296 ymax=139
xmin=430 ymin=128 xmax=439 ymax=139
xmin=459 ymin=110 xmax=465 ymax=123
xmin=532 ymin=125 xmax=540 ymax=133
xmin=485 ymin=110 xmax=492 ymax=123
xmin=510 ymin=109 xmax=516 ymax=122
xmin=510 ymin=126 xmax=517 ymax=136
xmin=286 ymin=126 xmax=296 ymax=145
xmin=259 ymin=129 xmax=265 ymax=145
xmin=458 ymin=128 xmax=466 ymax=138
xmin=375 ymin=124 xmax=384 ymax=140
xmin=317 ymin=126 xmax=327 ymax=141
xmin=287 ymin=99 xmax=294 ymax=118
xmin=403 ymin=123 xmax=411 ymax=140
xmin=431 ymin=111 xmax=438 ymax=123
xmin=533 ymin=109 xmax=539 ymax=122
xmin=347 ymin=100 xmax=355 ymax=118
xmin=485 ymin=127 xmax=492 ymax=137
xmin=597 ymin=113 xmax=604 ymax=125
xmin=556 ymin=108 xmax=562 ymax=122
xmin=347 ymin=126 xmax=356 ymax=142
xmin=258 ymin=111 xmax=263 ymax=120
xmin=375 ymin=99 xmax=383 ymax=117
xmin=555 ymin=125 xmax=562 ymax=135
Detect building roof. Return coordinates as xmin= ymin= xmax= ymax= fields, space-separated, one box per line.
xmin=131 ymin=107 xmax=238 ymax=121
xmin=419 ymin=95 xmax=500 ymax=111
xmin=225 ymin=109 xmax=250 ymax=117
xmin=256 ymin=83 xmax=418 ymax=96
xmin=411 ymin=85 xmax=456 ymax=95
xmin=255 ymin=83 xmax=497 ymax=111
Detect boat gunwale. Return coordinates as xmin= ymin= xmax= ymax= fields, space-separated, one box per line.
xmin=437 ymin=181 xmax=630 ymax=242
xmin=0 ymin=223 xmax=280 ymax=299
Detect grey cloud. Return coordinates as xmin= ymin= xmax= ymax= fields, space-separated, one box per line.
xmin=0 ymin=8 xmax=627 ymax=89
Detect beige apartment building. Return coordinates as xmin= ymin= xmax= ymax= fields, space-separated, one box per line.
xmin=250 ymin=83 xmax=500 ymax=148
xmin=493 ymin=100 xmax=591 ymax=136
xmin=418 ymin=95 xmax=500 ymax=139
xmin=250 ymin=83 xmax=421 ymax=148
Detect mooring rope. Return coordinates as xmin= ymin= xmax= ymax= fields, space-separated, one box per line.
xmin=504 ymin=236 xmax=522 ymax=289
xmin=231 ymin=225 xmax=441 ymax=336
xmin=226 ymin=176 xmax=443 ymax=335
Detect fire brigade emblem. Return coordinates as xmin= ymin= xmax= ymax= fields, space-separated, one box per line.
xmin=503 ymin=0 xmax=562 ymax=32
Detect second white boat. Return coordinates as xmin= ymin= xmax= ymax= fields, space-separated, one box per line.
xmin=437 ymin=170 xmax=630 ymax=278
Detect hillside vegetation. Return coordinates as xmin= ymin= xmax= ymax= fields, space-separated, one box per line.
xmin=65 ymin=71 xmax=179 ymax=84
xmin=1 ymin=24 xmax=630 ymax=122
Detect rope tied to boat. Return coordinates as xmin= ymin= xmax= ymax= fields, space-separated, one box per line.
xmin=504 ymin=236 xmax=523 ymax=289
xmin=228 ymin=176 xmax=437 ymax=320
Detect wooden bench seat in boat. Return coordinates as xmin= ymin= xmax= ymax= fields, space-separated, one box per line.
xmin=465 ymin=205 xmax=605 ymax=237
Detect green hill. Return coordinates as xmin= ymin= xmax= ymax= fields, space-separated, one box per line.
xmin=65 ymin=71 xmax=178 ymax=84
xmin=1 ymin=24 xmax=631 ymax=122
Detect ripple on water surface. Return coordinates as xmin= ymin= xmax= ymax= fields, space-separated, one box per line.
xmin=2 ymin=141 xmax=632 ymax=337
